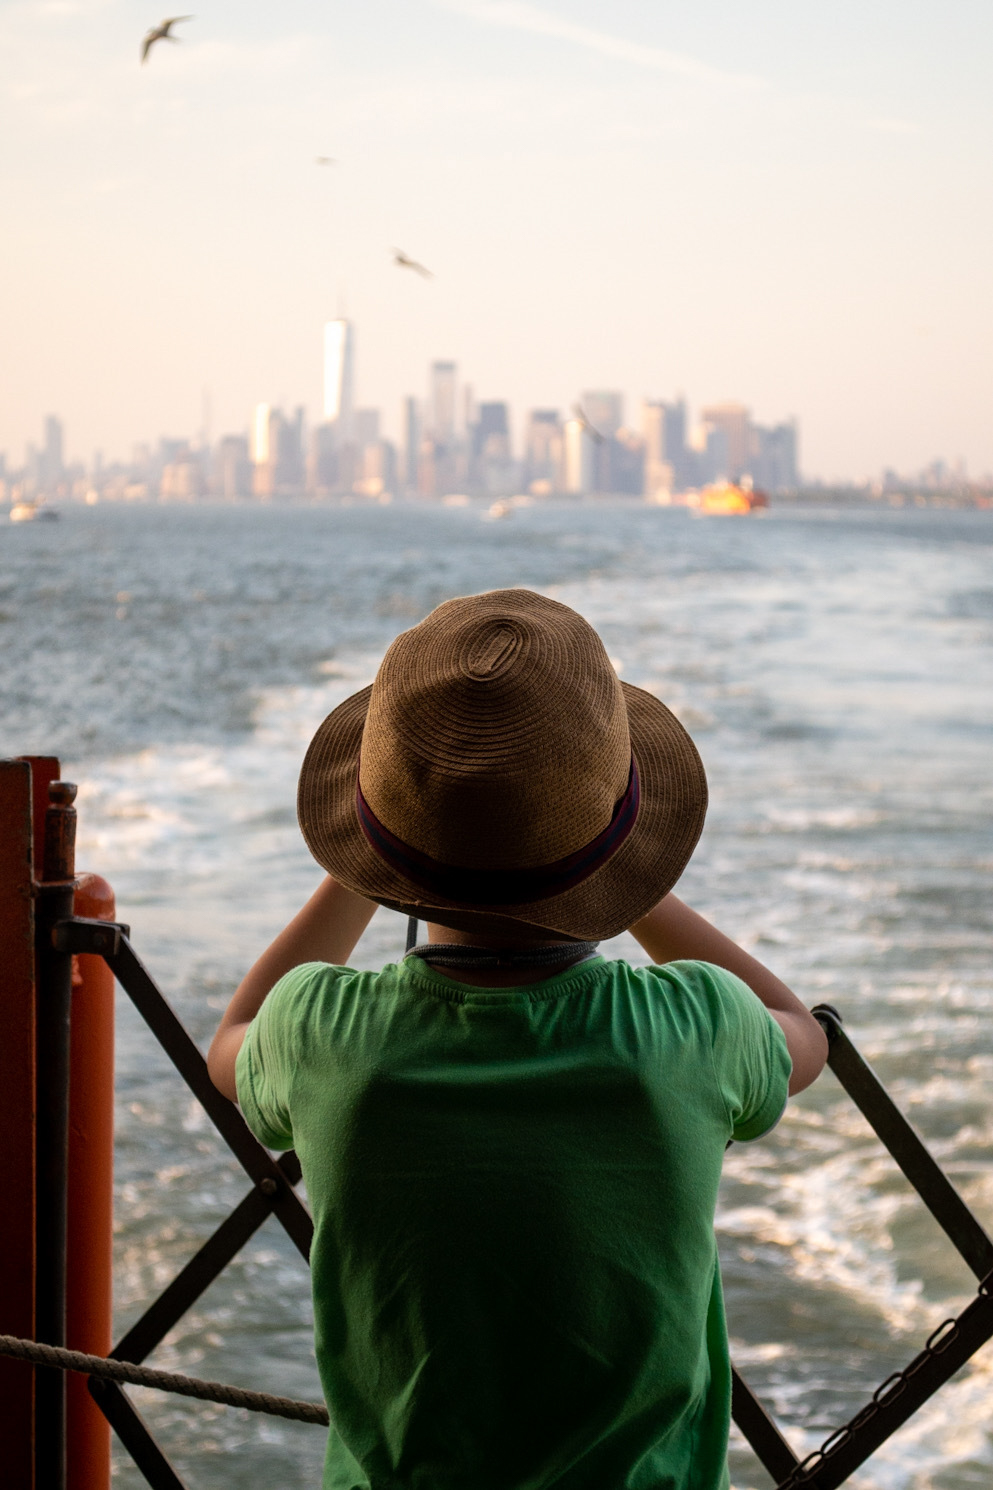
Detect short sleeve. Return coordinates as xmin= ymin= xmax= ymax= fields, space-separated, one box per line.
xmin=235 ymin=963 xmax=327 ymax=1150
xmin=687 ymin=961 xmax=792 ymax=1142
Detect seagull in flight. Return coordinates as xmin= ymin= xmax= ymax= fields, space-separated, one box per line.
xmin=141 ymin=17 xmax=193 ymax=64
xmin=392 ymin=248 xmax=433 ymax=279
xmin=572 ymin=403 xmax=606 ymax=444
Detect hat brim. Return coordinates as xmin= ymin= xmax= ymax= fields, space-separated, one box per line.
xmin=297 ymin=680 xmax=707 ymax=941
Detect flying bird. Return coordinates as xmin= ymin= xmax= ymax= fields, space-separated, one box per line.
xmin=392 ymin=248 xmax=433 ymax=279
xmin=572 ymin=403 xmax=606 ymax=444
xmin=315 ymin=156 xmax=337 ymax=166
xmin=141 ymin=16 xmax=193 ymax=64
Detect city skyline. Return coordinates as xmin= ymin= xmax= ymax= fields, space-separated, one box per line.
xmin=9 ymin=315 xmax=983 ymax=506
xmin=3 ymin=316 xmax=804 ymax=502
xmin=2 ymin=313 xmax=984 ymax=489
xmin=8 ymin=312 xmax=986 ymax=503
xmin=5 ymin=403 xmax=982 ymax=515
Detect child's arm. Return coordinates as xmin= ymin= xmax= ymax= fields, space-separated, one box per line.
xmin=207 ymin=876 xmax=378 ymax=1101
xmin=629 ymin=893 xmax=828 ymax=1095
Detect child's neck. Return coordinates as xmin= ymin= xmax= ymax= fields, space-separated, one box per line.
xmin=420 ymin=923 xmax=593 ymax=988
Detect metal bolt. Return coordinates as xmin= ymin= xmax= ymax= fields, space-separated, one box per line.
xmin=259 ymin=1177 xmax=278 ymax=1197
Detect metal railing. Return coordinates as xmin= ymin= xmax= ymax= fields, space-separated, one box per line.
xmin=38 ymin=908 xmax=993 ymax=1489
xmin=732 ymin=1005 xmax=993 ymax=1487
xmin=50 ymin=915 xmax=313 ymax=1488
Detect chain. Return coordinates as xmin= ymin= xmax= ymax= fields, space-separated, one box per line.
xmin=0 ymin=1334 xmax=329 ymax=1426
xmin=774 ymin=1308 xmax=975 ymax=1488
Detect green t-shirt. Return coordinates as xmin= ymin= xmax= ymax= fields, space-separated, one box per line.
xmin=236 ymin=955 xmax=791 ymax=1490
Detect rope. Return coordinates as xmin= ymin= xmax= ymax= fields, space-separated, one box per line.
xmin=0 ymin=1334 xmax=329 ymax=1426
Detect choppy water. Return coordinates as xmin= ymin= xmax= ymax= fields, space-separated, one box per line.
xmin=2 ymin=500 xmax=992 ymax=1489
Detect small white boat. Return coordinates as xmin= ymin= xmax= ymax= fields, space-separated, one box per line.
xmin=9 ymin=500 xmax=60 ymax=523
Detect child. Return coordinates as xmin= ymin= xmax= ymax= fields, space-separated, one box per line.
xmin=208 ymin=588 xmax=827 ymax=1490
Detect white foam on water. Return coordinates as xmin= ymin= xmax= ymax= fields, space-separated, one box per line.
xmin=760 ymin=805 xmax=889 ymax=833
xmin=73 ymin=656 xmax=381 ymax=884
xmin=721 ymin=1149 xmax=932 ymax=1336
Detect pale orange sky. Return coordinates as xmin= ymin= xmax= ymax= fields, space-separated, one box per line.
xmin=3 ymin=0 xmax=992 ymax=481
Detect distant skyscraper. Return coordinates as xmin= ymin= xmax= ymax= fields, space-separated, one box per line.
xmin=214 ymin=435 xmax=251 ymax=500
xmin=403 ymin=397 xmax=420 ymax=490
xmin=251 ymin=402 xmax=281 ymax=497
xmin=470 ymin=403 xmax=514 ymax=495
xmin=472 ymin=403 xmax=510 ymax=460
xmin=610 ymin=429 xmax=646 ymax=495
xmin=251 ymin=403 xmax=271 ymax=465
xmin=665 ymin=399 xmax=688 ymax=479
xmin=353 ymin=409 xmax=381 ymax=448
xmin=751 ymin=421 xmax=798 ymax=491
xmin=642 ymin=400 xmax=686 ymax=464
xmin=309 ymin=424 xmax=338 ymax=495
xmin=160 ymin=445 xmax=204 ymax=502
xmin=703 ymin=424 xmax=730 ymax=483
xmin=775 ymin=421 xmax=799 ymax=489
xmin=324 ymin=319 xmax=355 ymax=436
xmin=39 ymin=415 xmax=64 ymax=492
xmin=430 ymin=361 xmax=457 ymax=443
xmin=701 ymin=402 xmax=750 ymax=479
xmin=399 ymin=396 xmax=417 ymax=488
xmin=563 ymin=419 xmax=594 ymax=495
xmin=525 ymin=410 xmax=562 ymax=491
xmin=275 ymin=406 xmax=305 ymax=491
xmin=642 ymin=401 xmax=688 ymax=497
xmin=642 ymin=403 xmax=670 ymax=498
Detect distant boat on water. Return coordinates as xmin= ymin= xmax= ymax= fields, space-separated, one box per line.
xmin=9 ymin=500 xmax=60 ymax=523
xmin=649 ymin=482 xmax=770 ymax=513
xmin=697 ymin=483 xmax=769 ymax=515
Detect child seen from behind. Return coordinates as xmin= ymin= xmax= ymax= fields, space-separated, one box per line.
xmin=209 ymin=588 xmax=828 ymax=1489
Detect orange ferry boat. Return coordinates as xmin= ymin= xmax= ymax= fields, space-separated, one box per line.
xmin=698 ymin=482 xmax=769 ymax=514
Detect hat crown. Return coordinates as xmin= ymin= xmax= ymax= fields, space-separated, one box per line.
xmin=461 ymin=619 xmax=525 ymax=679
xmin=358 ymin=590 xmax=630 ymax=871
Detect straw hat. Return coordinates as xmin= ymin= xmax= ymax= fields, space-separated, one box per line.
xmin=297 ymin=589 xmax=707 ymax=940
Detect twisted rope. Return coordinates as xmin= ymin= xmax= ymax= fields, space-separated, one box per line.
xmin=0 ymin=1334 xmax=329 ymax=1426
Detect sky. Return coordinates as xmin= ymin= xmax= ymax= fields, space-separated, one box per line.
xmin=2 ymin=0 xmax=992 ymax=481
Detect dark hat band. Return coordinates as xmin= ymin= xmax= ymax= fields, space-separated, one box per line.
xmin=355 ymin=758 xmax=640 ymax=907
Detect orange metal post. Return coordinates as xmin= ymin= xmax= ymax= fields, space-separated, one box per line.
xmin=0 ymin=759 xmax=38 ymax=1487
xmin=66 ymin=872 xmax=115 ymax=1490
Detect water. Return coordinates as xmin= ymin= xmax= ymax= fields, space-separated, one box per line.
xmin=2 ymin=500 xmax=992 ymax=1488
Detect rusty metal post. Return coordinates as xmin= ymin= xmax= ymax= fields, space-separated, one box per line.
xmin=0 ymin=759 xmax=38 ymax=1488
xmin=35 ymin=780 xmax=78 ymax=1490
